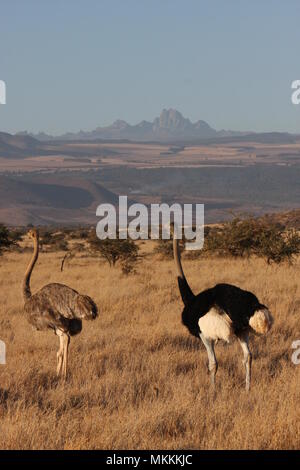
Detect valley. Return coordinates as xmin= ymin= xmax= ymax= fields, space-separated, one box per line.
xmin=1 ymin=124 xmax=300 ymax=226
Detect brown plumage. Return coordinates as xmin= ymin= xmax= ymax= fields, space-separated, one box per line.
xmin=23 ymin=229 xmax=98 ymax=379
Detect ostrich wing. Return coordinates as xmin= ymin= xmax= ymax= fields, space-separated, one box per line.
xmin=24 ymin=283 xmax=97 ymax=334
xmin=30 ymin=283 xmax=82 ymax=317
xmin=213 ymin=283 xmax=263 ymax=331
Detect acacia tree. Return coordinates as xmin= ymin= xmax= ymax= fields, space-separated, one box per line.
xmin=39 ymin=229 xmax=69 ymax=252
xmin=203 ymin=216 xmax=300 ymax=264
xmin=256 ymin=226 xmax=300 ymax=264
xmin=0 ymin=224 xmax=15 ymax=255
xmin=88 ymin=233 xmax=139 ymax=273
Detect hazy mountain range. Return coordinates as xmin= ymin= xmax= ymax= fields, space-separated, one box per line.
xmin=18 ymin=108 xmax=248 ymax=142
xmin=0 ymin=114 xmax=296 ymax=160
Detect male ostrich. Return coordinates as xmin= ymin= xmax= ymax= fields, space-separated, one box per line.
xmin=173 ymin=231 xmax=273 ymax=391
xmin=23 ymin=229 xmax=98 ymax=379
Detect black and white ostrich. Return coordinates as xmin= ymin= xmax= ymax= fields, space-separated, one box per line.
xmin=173 ymin=231 xmax=273 ymax=391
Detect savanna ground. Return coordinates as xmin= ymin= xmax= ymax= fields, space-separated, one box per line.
xmin=0 ymin=239 xmax=299 ymax=449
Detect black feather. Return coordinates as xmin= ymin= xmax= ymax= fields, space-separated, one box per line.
xmin=181 ymin=283 xmax=266 ymax=338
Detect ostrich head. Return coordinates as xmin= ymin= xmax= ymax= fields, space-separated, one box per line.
xmin=76 ymin=295 xmax=98 ymax=320
xmin=28 ymin=228 xmax=39 ymax=242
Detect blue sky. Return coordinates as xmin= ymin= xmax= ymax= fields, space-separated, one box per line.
xmin=0 ymin=0 xmax=300 ymax=134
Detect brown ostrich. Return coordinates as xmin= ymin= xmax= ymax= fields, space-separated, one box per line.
xmin=23 ymin=228 xmax=98 ymax=379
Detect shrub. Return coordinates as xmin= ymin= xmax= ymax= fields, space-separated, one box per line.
xmin=203 ymin=215 xmax=300 ymax=264
xmin=39 ymin=230 xmax=69 ymax=252
xmin=54 ymin=239 xmax=68 ymax=252
xmin=256 ymin=226 xmax=300 ymax=264
xmin=154 ymin=239 xmax=173 ymax=259
xmin=68 ymin=228 xmax=90 ymax=240
xmin=0 ymin=224 xmax=17 ymax=255
xmin=88 ymin=232 xmax=139 ymax=272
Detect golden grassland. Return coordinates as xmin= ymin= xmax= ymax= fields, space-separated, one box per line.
xmin=0 ymin=241 xmax=299 ymax=449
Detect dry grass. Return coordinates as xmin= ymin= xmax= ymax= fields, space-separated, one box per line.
xmin=0 ymin=242 xmax=299 ymax=449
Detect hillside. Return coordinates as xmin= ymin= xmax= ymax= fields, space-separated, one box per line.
xmin=0 ymin=132 xmax=41 ymax=158
xmin=0 ymin=175 xmax=119 ymax=226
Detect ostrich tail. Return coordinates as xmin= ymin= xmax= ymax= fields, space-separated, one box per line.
xmin=249 ymin=308 xmax=274 ymax=335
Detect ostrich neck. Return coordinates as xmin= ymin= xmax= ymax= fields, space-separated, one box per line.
xmin=173 ymin=232 xmax=195 ymax=306
xmin=23 ymin=237 xmax=39 ymax=302
xmin=173 ymin=235 xmax=185 ymax=279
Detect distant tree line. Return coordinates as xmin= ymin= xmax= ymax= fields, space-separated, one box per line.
xmin=1 ymin=214 xmax=300 ymax=270
xmin=203 ymin=215 xmax=300 ymax=264
xmin=155 ymin=215 xmax=300 ymax=264
xmin=0 ymin=224 xmax=22 ymax=255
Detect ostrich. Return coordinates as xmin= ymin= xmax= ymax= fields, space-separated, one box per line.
xmin=173 ymin=230 xmax=273 ymax=391
xmin=23 ymin=228 xmax=98 ymax=379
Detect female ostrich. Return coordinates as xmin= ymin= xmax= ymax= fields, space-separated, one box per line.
xmin=173 ymin=231 xmax=273 ymax=391
xmin=23 ymin=228 xmax=98 ymax=379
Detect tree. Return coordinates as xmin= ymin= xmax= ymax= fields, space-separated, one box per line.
xmin=203 ymin=215 xmax=300 ymax=264
xmin=60 ymin=251 xmax=75 ymax=272
xmin=39 ymin=229 xmax=69 ymax=252
xmin=88 ymin=233 xmax=139 ymax=273
xmin=0 ymin=224 xmax=15 ymax=255
xmin=256 ymin=226 xmax=300 ymax=264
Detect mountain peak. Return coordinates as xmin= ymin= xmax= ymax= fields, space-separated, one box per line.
xmin=111 ymin=119 xmax=129 ymax=129
xmin=154 ymin=108 xmax=191 ymax=130
xmin=17 ymin=109 xmax=218 ymax=142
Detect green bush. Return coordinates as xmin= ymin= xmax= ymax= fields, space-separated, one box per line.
xmin=0 ymin=224 xmax=12 ymax=255
xmin=39 ymin=230 xmax=69 ymax=252
xmin=203 ymin=216 xmax=300 ymax=264
xmin=88 ymin=232 xmax=139 ymax=273
xmin=0 ymin=224 xmax=20 ymax=255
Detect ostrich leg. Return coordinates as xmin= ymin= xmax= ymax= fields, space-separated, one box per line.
xmin=200 ymin=333 xmax=218 ymax=392
xmin=56 ymin=330 xmax=64 ymax=377
xmin=62 ymin=333 xmax=70 ymax=380
xmin=238 ymin=332 xmax=252 ymax=391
